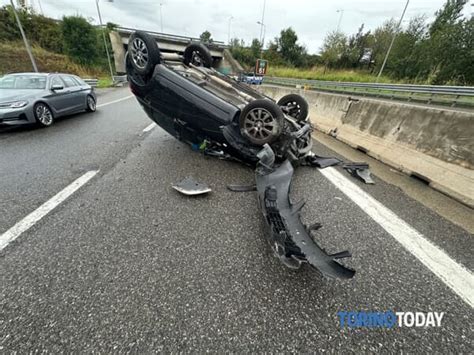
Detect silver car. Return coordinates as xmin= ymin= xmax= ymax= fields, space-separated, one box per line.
xmin=0 ymin=72 xmax=97 ymax=127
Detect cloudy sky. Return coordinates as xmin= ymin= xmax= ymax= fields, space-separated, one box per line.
xmin=3 ymin=0 xmax=473 ymax=53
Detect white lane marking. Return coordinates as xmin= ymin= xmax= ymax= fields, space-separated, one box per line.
xmin=320 ymin=167 xmax=474 ymax=308
xmin=0 ymin=171 xmax=99 ymax=251
xmin=97 ymin=95 xmax=133 ymax=108
xmin=143 ymin=122 xmax=157 ymax=132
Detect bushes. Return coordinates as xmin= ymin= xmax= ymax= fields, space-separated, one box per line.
xmin=0 ymin=41 xmax=104 ymax=77
xmin=61 ymin=16 xmax=99 ymax=65
xmin=0 ymin=5 xmax=114 ymax=74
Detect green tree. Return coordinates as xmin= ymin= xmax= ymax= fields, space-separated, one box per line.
xmin=368 ymin=19 xmax=397 ymax=73
xmin=250 ymin=38 xmax=262 ymax=59
xmin=345 ymin=24 xmax=371 ymax=68
xmin=385 ymin=16 xmax=429 ymax=80
xmin=277 ymin=27 xmax=306 ymax=66
xmin=61 ymin=15 xmax=99 ymax=65
xmin=320 ymin=31 xmax=347 ymax=68
xmin=426 ymin=0 xmax=472 ymax=84
xmin=199 ymin=30 xmax=213 ymax=44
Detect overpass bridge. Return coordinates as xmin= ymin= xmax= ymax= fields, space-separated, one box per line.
xmin=109 ymin=27 xmax=243 ymax=75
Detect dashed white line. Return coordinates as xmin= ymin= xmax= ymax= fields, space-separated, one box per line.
xmin=0 ymin=170 xmax=99 ymax=251
xmin=97 ymin=95 xmax=134 ymax=108
xmin=319 ymin=167 xmax=474 ymax=308
xmin=143 ymin=122 xmax=157 ymax=132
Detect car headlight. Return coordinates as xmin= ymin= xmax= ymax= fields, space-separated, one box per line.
xmin=10 ymin=101 xmax=28 ymax=108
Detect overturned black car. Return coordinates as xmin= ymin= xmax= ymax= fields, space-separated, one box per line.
xmin=126 ymin=31 xmax=355 ymax=279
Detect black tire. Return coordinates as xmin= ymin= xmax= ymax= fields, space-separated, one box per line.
xmin=86 ymin=95 xmax=96 ymax=112
xmin=128 ymin=31 xmax=161 ymax=76
xmin=277 ymin=94 xmax=309 ymax=121
xmin=239 ymin=99 xmax=284 ymax=146
xmin=125 ymin=51 xmax=148 ymax=87
xmin=183 ymin=43 xmax=213 ymax=68
xmin=34 ymin=102 xmax=54 ymax=127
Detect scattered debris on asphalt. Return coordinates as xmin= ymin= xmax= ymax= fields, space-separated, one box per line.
xmin=255 ymin=144 xmax=355 ymax=278
xmin=303 ymin=153 xmax=342 ymax=168
xmin=343 ymin=162 xmax=375 ymax=184
xmin=172 ymin=176 xmax=212 ymax=196
xmin=227 ymin=184 xmax=256 ymax=192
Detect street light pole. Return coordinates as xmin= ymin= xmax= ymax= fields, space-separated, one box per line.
xmin=259 ymin=0 xmax=266 ymax=44
xmin=377 ymin=0 xmax=410 ymax=81
xmin=227 ymin=16 xmax=233 ymax=45
xmin=257 ymin=21 xmax=266 ymax=57
xmin=336 ymin=9 xmax=344 ymax=32
xmin=159 ymin=3 xmax=164 ymax=33
xmin=95 ymin=0 xmax=115 ymax=83
xmin=10 ymin=0 xmax=38 ymax=72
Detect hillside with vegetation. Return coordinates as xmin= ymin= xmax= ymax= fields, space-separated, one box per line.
xmin=0 ymin=4 xmax=113 ymax=84
xmin=229 ymin=0 xmax=473 ymax=85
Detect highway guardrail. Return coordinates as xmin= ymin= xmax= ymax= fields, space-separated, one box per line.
xmin=264 ymin=76 xmax=474 ymax=108
xmin=84 ymin=78 xmax=99 ymax=88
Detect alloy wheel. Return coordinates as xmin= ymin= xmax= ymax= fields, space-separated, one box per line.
xmin=87 ymin=96 xmax=96 ymax=111
xmin=36 ymin=104 xmax=53 ymax=126
xmin=130 ymin=37 xmax=149 ymax=69
xmin=243 ymin=108 xmax=277 ymax=143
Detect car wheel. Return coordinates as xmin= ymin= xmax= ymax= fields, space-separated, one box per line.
xmin=277 ymin=94 xmax=309 ymax=121
xmin=128 ymin=31 xmax=161 ymax=76
xmin=125 ymin=51 xmax=148 ymax=87
xmin=34 ymin=102 xmax=54 ymax=127
xmin=239 ymin=99 xmax=284 ymax=146
xmin=183 ymin=43 xmax=213 ymax=68
xmin=86 ymin=95 xmax=96 ymax=112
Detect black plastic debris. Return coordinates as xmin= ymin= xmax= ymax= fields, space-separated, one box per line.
xmin=227 ymin=184 xmax=256 ymax=192
xmin=343 ymin=162 xmax=375 ymax=184
xmin=172 ymin=176 xmax=212 ymax=195
xmin=255 ymin=145 xmax=355 ymax=279
xmin=303 ymin=153 xmax=342 ymax=168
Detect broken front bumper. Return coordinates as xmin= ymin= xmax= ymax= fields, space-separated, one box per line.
xmin=255 ymin=149 xmax=355 ymax=279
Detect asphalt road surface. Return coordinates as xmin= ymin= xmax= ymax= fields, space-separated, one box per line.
xmin=1 ymin=87 xmax=472 ymax=353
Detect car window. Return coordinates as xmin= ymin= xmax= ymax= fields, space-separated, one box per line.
xmin=0 ymin=74 xmax=46 ymax=89
xmin=50 ymin=76 xmax=64 ymax=88
xmin=72 ymin=76 xmax=86 ymax=86
xmin=61 ymin=75 xmax=77 ymax=87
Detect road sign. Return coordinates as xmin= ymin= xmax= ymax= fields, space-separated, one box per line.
xmin=255 ymin=59 xmax=268 ymax=75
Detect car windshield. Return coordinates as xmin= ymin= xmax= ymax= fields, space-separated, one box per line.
xmin=0 ymin=75 xmax=47 ymax=89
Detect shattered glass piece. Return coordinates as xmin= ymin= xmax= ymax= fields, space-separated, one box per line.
xmin=172 ymin=176 xmax=211 ymax=195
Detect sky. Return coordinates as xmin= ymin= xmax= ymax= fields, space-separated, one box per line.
xmin=3 ymin=0 xmax=473 ymax=53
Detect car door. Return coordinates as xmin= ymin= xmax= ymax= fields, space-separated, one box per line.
xmin=60 ymin=75 xmax=83 ymax=112
xmin=71 ymin=75 xmax=90 ymax=109
xmin=46 ymin=75 xmax=71 ymax=116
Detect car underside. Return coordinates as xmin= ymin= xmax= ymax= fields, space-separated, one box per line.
xmin=126 ymin=31 xmax=355 ymax=279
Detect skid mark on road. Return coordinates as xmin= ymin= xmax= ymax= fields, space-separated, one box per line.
xmin=97 ymin=95 xmax=134 ymax=108
xmin=320 ymin=167 xmax=474 ymax=308
xmin=0 ymin=171 xmax=99 ymax=251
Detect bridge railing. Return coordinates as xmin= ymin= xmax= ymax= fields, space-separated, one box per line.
xmin=115 ymin=26 xmax=227 ymax=47
xmin=264 ymin=76 xmax=474 ymax=107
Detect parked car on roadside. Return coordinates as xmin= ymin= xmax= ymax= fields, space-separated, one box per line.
xmin=238 ymin=72 xmax=264 ymax=85
xmin=0 ymin=72 xmax=97 ymax=127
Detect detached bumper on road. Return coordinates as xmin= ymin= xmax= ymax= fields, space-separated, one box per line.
xmin=255 ymin=146 xmax=355 ymax=279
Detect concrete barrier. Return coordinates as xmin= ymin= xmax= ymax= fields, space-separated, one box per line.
xmin=259 ymin=85 xmax=474 ymax=208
